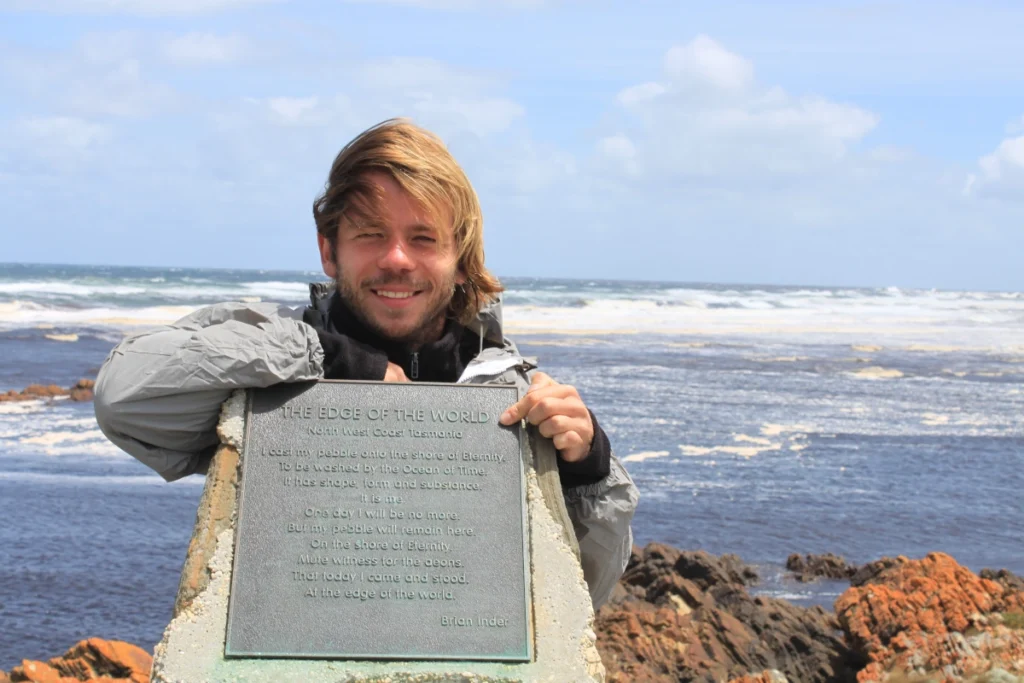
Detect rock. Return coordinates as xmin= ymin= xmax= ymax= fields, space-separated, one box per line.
xmin=595 ymin=542 xmax=859 ymax=683
xmin=9 ymin=660 xmax=66 ymax=682
xmin=835 ymin=552 xmax=1024 ymax=682
xmin=981 ymin=568 xmax=1024 ymax=593
xmin=728 ymin=671 xmax=790 ymax=683
xmin=614 ymin=543 xmax=759 ymax=606
xmin=676 ymin=550 xmax=760 ymax=590
xmin=68 ymin=379 xmax=95 ymax=402
xmin=7 ymin=638 xmax=150 ymax=683
xmin=22 ymin=384 xmax=66 ymax=398
xmin=0 ymin=384 xmax=67 ymax=402
xmin=786 ymin=552 xmax=857 ymax=582
xmin=849 ymin=556 xmax=905 ymax=587
xmin=0 ymin=379 xmax=95 ymax=403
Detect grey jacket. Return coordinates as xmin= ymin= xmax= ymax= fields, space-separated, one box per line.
xmin=94 ymin=297 xmax=639 ymax=608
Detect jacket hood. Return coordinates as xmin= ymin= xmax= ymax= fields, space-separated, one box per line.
xmin=307 ymin=282 xmax=506 ymax=347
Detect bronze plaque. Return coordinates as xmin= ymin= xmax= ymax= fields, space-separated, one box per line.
xmin=225 ymin=380 xmax=532 ymax=661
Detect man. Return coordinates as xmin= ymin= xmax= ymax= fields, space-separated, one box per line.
xmin=94 ymin=119 xmax=638 ymax=608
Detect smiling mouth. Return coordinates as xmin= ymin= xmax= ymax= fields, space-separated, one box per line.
xmin=372 ymin=289 xmax=420 ymax=299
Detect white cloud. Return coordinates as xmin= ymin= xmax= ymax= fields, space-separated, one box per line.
xmin=356 ymin=58 xmax=523 ymax=137
xmin=2 ymin=36 xmax=177 ymax=119
xmin=17 ymin=116 xmax=111 ymax=149
xmin=413 ymin=95 xmax=523 ymax=137
xmin=5 ymin=0 xmax=277 ymax=15
xmin=358 ymin=57 xmax=493 ymax=93
xmin=663 ymin=35 xmax=754 ymax=92
xmin=980 ymin=137 xmax=1024 ymax=178
xmin=616 ymin=82 xmax=667 ymax=108
xmin=342 ymin=0 xmax=542 ymax=8
xmin=4 ymin=116 xmax=112 ymax=169
xmin=969 ymin=133 xmax=1024 ymax=200
xmin=248 ymin=89 xmax=523 ymax=138
xmin=458 ymin=136 xmax=577 ymax=198
xmin=163 ymin=32 xmax=247 ymax=65
xmin=265 ymin=96 xmax=324 ymax=126
xmin=69 ymin=58 xmax=175 ymax=117
xmin=866 ymin=146 xmax=916 ymax=163
xmin=597 ymin=134 xmax=640 ymax=176
xmin=606 ymin=36 xmax=878 ymax=180
xmin=78 ymin=31 xmax=142 ymax=64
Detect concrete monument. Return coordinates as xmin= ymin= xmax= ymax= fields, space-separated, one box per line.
xmin=150 ymin=385 xmax=605 ymax=682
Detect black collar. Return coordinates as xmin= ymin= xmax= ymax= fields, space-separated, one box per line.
xmin=320 ymin=292 xmax=476 ymax=383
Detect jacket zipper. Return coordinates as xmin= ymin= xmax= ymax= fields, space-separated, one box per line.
xmin=409 ymin=352 xmax=419 ymax=380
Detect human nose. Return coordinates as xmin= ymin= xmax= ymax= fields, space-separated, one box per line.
xmin=377 ymin=238 xmax=415 ymax=271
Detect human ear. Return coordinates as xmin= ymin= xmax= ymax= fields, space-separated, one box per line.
xmin=317 ymin=233 xmax=338 ymax=279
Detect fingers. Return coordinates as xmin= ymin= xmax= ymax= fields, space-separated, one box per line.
xmin=499 ymin=373 xmax=574 ymax=425
xmin=498 ymin=373 xmax=594 ymax=462
xmin=526 ymin=371 xmax=556 ymax=393
xmin=527 ymin=397 xmax=583 ymax=431
xmin=535 ymin=413 xmax=573 ymax=439
xmin=552 ymin=431 xmax=586 ymax=460
xmin=383 ymin=362 xmax=410 ymax=382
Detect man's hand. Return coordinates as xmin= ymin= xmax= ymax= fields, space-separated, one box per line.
xmin=499 ymin=372 xmax=594 ymax=462
xmin=384 ymin=362 xmax=410 ymax=382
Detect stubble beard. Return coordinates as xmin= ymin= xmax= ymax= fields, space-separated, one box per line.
xmin=336 ymin=271 xmax=456 ymax=348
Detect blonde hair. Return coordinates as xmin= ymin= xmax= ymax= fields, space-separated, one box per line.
xmin=313 ymin=118 xmax=503 ymax=324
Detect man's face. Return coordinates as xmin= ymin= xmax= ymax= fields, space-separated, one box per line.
xmin=318 ymin=171 xmax=464 ymax=346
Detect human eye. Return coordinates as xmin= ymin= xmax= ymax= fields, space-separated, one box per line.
xmin=353 ymin=229 xmax=384 ymax=240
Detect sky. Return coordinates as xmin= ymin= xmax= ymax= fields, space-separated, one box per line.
xmin=1 ymin=1 xmax=1023 ymax=291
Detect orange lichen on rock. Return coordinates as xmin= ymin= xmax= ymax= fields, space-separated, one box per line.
xmin=835 ymin=552 xmax=1024 ymax=682
xmin=7 ymin=639 xmax=151 ymax=683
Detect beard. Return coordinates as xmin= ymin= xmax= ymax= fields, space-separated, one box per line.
xmin=335 ymin=269 xmax=457 ymax=348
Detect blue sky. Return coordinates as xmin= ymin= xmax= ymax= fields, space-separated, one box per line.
xmin=2 ymin=1 xmax=1023 ymax=290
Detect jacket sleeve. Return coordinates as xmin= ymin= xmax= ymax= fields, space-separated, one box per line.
xmin=563 ymin=452 xmax=639 ymax=610
xmin=94 ymin=302 xmax=324 ymax=482
xmin=460 ymin=346 xmax=640 ymax=609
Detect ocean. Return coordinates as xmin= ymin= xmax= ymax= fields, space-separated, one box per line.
xmin=1 ymin=262 xmax=1022 ymax=670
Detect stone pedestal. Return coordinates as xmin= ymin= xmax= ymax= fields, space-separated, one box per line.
xmin=151 ymin=391 xmax=604 ymax=683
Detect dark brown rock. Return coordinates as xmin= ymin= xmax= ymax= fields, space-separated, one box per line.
xmin=849 ymin=556 xmax=905 ymax=587
xmin=981 ymin=567 xmax=1024 ymax=593
xmin=68 ymin=379 xmax=95 ymax=402
xmin=786 ymin=552 xmax=857 ymax=582
xmin=676 ymin=550 xmax=760 ymax=590
xmin=615 ymin=543 xmax=759 ymax=605
xmin=596 ymin=542 xmax=859 ymax=683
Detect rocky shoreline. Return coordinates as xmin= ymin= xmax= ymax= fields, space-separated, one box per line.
xmin=2 ymin=382 xmax=1020 ymax=682
xmin=0 ymin=379 xmax=95 ymax=403
xmin=596 ymin=545 xmax=1024 ymax=682
xmin=3 ymin=545 xmax=1021 ymax=683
